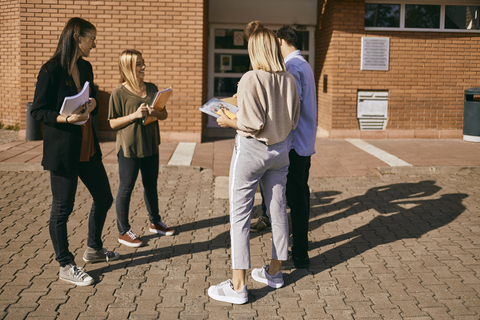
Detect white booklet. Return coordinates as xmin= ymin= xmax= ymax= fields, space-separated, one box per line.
xmin=59 ymin=81 xmax=90 ymax=125
xmin=199 ymin=97 xmax=238 ymax=119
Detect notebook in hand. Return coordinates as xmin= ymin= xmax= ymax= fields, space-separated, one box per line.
xmin=143 ymin=87 xmax=173 ymax=125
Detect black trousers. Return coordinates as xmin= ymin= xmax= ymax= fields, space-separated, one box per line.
xmin=286 ymin=150 xmax=311 ymax=260
xmin=261 ymin=149 xmax=312 ymax=260
xmin=116 ymin=148 xmax=160 ymax=235
xmin=49 ymin=154 xmax=113 ymax=267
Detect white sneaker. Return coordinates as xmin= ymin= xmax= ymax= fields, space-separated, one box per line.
xmin=251 ymin=264 xmax=284 ymax=288
xmin=59 ymin=263 xmax=95 ymax=286
xmin=208 ymin=279 xmax=248 ymax=304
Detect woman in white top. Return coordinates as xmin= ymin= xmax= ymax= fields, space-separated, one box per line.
xmin=208 ymin=28 xmax=300 ymax=304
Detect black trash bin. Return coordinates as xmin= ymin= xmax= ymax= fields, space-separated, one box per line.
xmin=463 ymin=88 xmax=480 ymax=142
xmin=26 ymin=102 xmax=41 ymax=141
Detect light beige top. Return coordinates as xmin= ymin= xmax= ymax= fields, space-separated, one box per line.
xmin=236 ymin=70 xmax=300 ymax=145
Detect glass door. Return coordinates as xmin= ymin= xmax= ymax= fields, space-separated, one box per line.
xmin=207 ymin=24 xmax=315 ymax=131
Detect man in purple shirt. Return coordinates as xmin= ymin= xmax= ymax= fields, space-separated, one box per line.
xmin=251 ymin=25 xmax=317 ymax=269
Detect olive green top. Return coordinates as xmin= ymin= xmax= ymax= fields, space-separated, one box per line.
xmin=108 ymin=82 xmax=160 ymax=158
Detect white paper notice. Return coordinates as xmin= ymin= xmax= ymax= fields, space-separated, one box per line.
xmin=361 ymin=37 xmax=390 ymax=71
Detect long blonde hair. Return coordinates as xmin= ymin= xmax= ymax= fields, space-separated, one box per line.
xmin=248 ymin=28 xmax=285 ymax=72
xmin=119 ymin=49 xmax=143 ymax=93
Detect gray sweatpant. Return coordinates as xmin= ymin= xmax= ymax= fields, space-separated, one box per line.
xmin=229 ymin=135 xmax=290 ymax=270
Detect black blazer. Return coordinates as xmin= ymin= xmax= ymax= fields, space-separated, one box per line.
xmin=31 ymin=58 xmax=102 ymax=172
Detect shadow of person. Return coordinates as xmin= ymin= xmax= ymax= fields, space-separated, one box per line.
xmin=289 ymin=192 xmax=468 ymax=284
xmin=88 ymin=179 xmax=465 ymax=298
xmin=310 ymin=180 xmax=442 ymax=223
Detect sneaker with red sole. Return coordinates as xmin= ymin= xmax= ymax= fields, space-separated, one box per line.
xmin=118 ymin=229 xmax=142 ymax=247
xmin=149 ymin=221 xmax=174 ymax=236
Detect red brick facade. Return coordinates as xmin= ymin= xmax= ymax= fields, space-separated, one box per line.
xmin=2 ymin=0 xmax=478 ymax=140
xmin=316 ymin=0 xmax=479 ymax=139
xmin=0 ymin=0 xmax=21 ymax=128
xmin=17 ymin=0 xmax=208 ymax=142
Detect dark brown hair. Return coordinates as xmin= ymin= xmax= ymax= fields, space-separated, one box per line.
xmin=276 ymin=24 xmax=299 ymax=49
xmin=46 ymin=17 xmax=96 ymax=76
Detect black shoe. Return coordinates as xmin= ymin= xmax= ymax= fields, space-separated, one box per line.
xmin=293 ymin=257 xmax=310 ymax=269
xmin=281 ymin=252 xmax=310 ymax=270
xmin=250 ymin=216 xmax=271 ymax=232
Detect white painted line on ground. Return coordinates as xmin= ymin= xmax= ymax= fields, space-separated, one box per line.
xmin=346 ymin=139 xmax=412 ymax=167
xmin=167 ymin=142 xmax=196 ymax=166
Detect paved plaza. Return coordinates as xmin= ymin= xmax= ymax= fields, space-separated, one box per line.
xmin=1 ymin=131 xmax=480 ymax=319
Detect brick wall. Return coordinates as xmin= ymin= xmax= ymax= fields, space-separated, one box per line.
xmin=201 ymin=0 xmax=209 ymax=133
xmin=315 ymin=0 xmax=334 ymax=135
xmin=19 ymin=0 xmax=207 ymax=142
xmin=316 ymin=0 xmax=480 ymax=138
xmin=0 ymin=0 xmax=20 ymax=127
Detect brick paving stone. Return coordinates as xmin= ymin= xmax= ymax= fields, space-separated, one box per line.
xmin=439 ymin=298 xmax=477 ymax=317
xmin=374 ymin=308 xmax=404 ymax=320
xmin=179 ymin=298 xmax=209 ymax=319
xmin=253 ymin=304 xmax=279 ymax=316
xmin=228 ymin=305 xmax=257 ymax=319
xmin=349 ymin=300 xmax=382 ymax=318
xmin=77 ymin=314 xmax=109 ymax=320
xmin=105 ymin=306 xmax=135 ymax=319
xmin=395 ymin=299 xmax=429 ymax=317
xmin=1 ymin=168 xmax=480 ymax=319
xmin=130 ymin=300 xmax=161 ymax=319
xmin=3 ymin=307 xmax=36 ymax=320
xmin=25 ymin=310 xmax=58 ymax=319
xmin=156 ymin=306 xmax=183 ymax=320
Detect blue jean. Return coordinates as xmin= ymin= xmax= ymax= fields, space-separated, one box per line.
xmin=49 ymin=154 xmax=113 ymax=267
xmin=116 ymin=148 xmax=161 ymax=235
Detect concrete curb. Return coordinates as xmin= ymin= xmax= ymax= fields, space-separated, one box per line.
xmin=378 ymin=166 xmax=480 ymax=175
xmin=0 ymin=163 xmax=203 ymax=173
xmin=0 ymin=163 xmax=44 ymax=172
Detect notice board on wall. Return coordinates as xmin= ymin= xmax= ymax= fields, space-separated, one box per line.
xmin=361 ymin=37 xmax=389 ymax=71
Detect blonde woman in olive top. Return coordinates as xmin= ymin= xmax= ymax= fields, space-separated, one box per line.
xmin=108 ymin=49 xmax=174 ymax=248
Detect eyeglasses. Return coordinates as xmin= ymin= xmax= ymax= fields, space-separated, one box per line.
xmin=84 ymin=35 xmax=96 ymax=43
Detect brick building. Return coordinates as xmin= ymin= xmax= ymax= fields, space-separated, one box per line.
xmin=1 ymin=0 xmax=479 ymax=142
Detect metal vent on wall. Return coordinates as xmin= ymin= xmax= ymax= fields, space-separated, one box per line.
xmin=357 ymin=91 xmax=388 ymax=130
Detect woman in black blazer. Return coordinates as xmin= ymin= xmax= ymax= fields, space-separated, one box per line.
xmin=31 ymin=17 xmax=119 ymax=286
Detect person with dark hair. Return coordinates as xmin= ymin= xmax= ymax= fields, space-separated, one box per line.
xmin=275 ymin=24 xmax=299 ymax=49
xmin=277 ymin=24 xmax=317 ymax=269
xmin=108 ymin=49 xmax=173 ymax=248
xmin=250 ymin=24 xmax=317 ymax=269
xmin=31 ymin=17 xmax=119 ymax=286
xmin=208 ymin=28 xmax=300 ymax=305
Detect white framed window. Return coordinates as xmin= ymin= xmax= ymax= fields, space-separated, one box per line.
xmin=207 ymin=24 xmax=315 ymax=100
xmin=365 ymin=1 xmax=480 ymax=32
